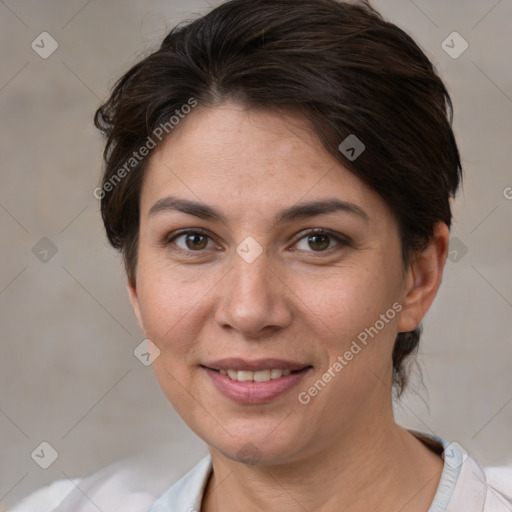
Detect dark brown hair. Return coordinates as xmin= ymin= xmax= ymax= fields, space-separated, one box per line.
xmin=94 ymin=0 xmax=463 ymax=395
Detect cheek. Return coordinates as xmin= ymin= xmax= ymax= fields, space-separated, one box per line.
xmin=134 ymin=266 xmax=212 ymax=415
xmin=135 ymin=263 xmax=210 ymax=357
xmin=297 ymin=263 xmax=400 ymax=344
xmin=294 ymin=268 xmax=400 ymax=421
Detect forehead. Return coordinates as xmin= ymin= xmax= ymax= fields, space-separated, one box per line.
xmin=140 ymin=102 xmax=389 ymax=224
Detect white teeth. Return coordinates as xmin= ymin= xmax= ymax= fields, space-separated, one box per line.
xmin=270 ymin=369 xmax=282 ymax=380
xmin=219 ymin=368 xmax=295 ymax=382
xmin=237 ymin=371 xmax=254 ymax=382
xmin=254 ymin=370 xmax=271 ymax=382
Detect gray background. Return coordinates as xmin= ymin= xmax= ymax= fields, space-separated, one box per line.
xmin=1 ymin=0 xmax=511 ymax=508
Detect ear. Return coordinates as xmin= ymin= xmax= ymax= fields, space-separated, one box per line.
xmin=397 ymin=222 xmax=450 ymax=333
xmin=127 ymin=278 xmax=145 ymax=333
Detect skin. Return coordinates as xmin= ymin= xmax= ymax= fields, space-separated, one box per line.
xmin=128 ymin=101 xmax=449 ymax=511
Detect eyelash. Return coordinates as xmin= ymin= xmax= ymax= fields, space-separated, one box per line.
xmin=162 ymin=228 xmax=350 ymax=257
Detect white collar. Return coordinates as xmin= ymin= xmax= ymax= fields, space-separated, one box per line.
xmin=148 ymin=431 xmax=511 ymax=512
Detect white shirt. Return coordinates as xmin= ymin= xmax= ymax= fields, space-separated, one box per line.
xmin=9 ymin=431 xmax=512 ymax=511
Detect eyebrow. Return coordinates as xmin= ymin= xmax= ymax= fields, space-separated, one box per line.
xmin=148 ymin=196 xmax=370 ymax=225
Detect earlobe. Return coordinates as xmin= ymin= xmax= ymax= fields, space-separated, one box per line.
xmin=126 ymin=279 xmax=145 ymax=333
xmin=397 ymin=222 xmax=450 ymax=333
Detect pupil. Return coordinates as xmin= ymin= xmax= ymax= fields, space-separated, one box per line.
xmin=187 ymin=234 xmax=207 ymax=250
xmin=309 ymin=234 xmax=329 ymax=251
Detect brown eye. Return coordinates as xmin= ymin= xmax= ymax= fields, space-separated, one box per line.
xmin=168 ymin=230 xmax=216 ymax=252
xmin=185 ymin=233 xmax=208 ymax=250
xmin=307 ymin=233 xmax=330 ymax=251
xmin=294 ymin=229 xmax=348 ymax=253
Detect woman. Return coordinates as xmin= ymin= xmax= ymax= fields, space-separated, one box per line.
xmin=11 ymin=0 xmax=512 ymax=510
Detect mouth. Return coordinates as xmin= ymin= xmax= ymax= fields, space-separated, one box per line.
xmin=201 ymin=358 xmax=313 ymax=404
xmin=203 ymin=367 xmax=309 ymax=382
xmin=201 ymin=357 xmax=312 ymax=380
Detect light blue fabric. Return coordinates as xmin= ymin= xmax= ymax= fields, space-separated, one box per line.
xmin=417 ymin=432 xmax=467 ymax=512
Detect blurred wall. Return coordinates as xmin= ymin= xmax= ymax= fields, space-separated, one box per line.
xmin=1 ymin=0 xmax=511 ymax=508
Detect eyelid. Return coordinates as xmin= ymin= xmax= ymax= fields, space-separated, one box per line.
xmin=163 ymin=228 xmax=222 ymax=255
xmin=291 ymin=228 xmax=350 ymax=252
xmin=165 ymin=227 xmax=209 ymax=242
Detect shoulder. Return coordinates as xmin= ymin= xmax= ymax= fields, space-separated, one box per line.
xmin=7 ymin=446 xmax=209 ymax=512
xmin=451 ymin=457 xmax=512 ymax=511
xmin=409 ymin=430 xmax=511 ymax=510
xmin=485 ymin=465 xmax=512 ymax=491
xmin=8 ymin=478 xmax=79 ymax=511
xmin=484 ymin=466 xmax=512 ymax=510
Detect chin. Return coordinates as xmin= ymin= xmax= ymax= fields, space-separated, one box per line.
xmin=204 ymin=424 xmax=309 ymax=467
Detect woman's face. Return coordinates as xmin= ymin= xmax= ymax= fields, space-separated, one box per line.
xmin=128 ymin=102 xmax=415 ymax=464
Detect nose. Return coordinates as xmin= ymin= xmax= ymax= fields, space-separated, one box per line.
xmin=214 ymin=251 xmax=293 ymax=339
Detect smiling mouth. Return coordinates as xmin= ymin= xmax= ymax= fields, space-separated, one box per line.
xmin=202 ymin=366 xmax=312 ymax=382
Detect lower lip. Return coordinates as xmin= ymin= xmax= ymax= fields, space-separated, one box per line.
xmin=203 ymin=367 xmax=311 ymax=404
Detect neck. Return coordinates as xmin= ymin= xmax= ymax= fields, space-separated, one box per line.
xmin=201 ymin=415 xmax=443 ymax=512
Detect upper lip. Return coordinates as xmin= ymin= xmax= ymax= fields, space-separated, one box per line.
xmin=202 ymin=358 xmax=311 ymax=372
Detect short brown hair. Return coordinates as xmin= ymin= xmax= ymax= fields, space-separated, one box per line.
xmin=94 ymin=0 xmax=463 ymax=395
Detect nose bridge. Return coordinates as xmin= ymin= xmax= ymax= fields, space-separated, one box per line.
xmin=215 ymin=247 xmax=290 ymax=335
xmin=229 ymin=233 xmax=272 ymax=295
xmin=229 ymin=251 xmax=273 ymax=307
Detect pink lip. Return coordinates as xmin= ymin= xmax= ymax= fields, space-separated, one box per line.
xmin=202 ymin=365 xmax=312 ymax=404
xmin=202 ymin=358 xmax=309 ymax=372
